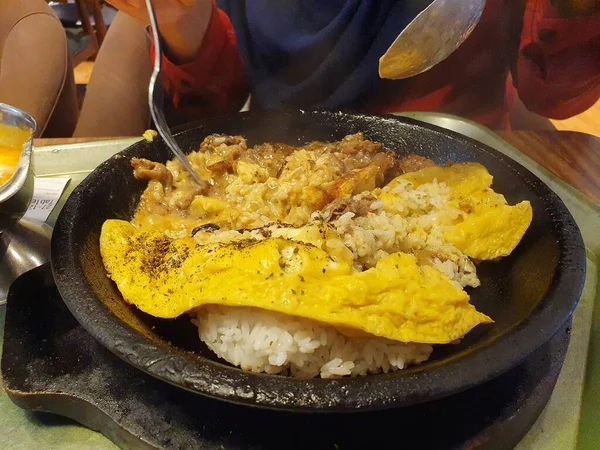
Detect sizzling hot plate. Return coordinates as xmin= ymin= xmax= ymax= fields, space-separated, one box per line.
xmin=51 ymin=110 xmax=586 ymax=412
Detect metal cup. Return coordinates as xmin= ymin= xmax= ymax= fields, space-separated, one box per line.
xmin=0 ymin=103 xmax=37 ymax=233
xmin=0 ymin=103 xmax=44 ymax=304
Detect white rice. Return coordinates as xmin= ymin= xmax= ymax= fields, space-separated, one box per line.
xmin=195 ymin=305 xmax=433 ymax=379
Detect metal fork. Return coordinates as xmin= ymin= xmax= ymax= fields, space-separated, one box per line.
xmin=144 ymin=0 xmax=206 ymax=188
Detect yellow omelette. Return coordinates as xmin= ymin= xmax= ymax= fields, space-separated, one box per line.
xmin=100 ymin=219 xmax=492 ymax=345
xmin=381 ymin=163 xmax=533 ymax=260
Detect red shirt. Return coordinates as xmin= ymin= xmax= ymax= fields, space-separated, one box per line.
xmin=155 ymin=0 xmax=600 ymax=130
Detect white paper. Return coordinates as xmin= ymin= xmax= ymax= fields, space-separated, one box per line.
xmin=23 ymin=177 xmax=71 ymax=223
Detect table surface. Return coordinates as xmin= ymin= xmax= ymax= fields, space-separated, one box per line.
xmin=23 ymin=129 xmax=600 ymax=449
xmin=496 ymin=131 xmax=600 ymax=204
xmin=34 ymin=130 xmax=600 ymax=204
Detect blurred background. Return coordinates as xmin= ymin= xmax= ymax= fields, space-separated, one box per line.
xmin=3 ymin=0 xmax=596 ymax=138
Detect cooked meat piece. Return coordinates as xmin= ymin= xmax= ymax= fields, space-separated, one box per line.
xmin=335 ymin=133 xmax=382 ymax=155
xmin=320 ymin=195 xmax=377 ymax=221
xmin=206 ymin=159 xmax=233 ymax=174
xmin=201 ymin=134 xmax=248 ymax=175
xmin=168 ymin=183 xmax=208 ymax=210
xmin=397 ymin=155 xmax=437 ymax=173
xmin=325 ymin=166 xmax=379 ymax=201
xmin=200 ymin=134 xmax=247 ymax=151
xmin=131 ymin=157 xmax=173 ymax=188
xmin=371 ymin=152 xmax=405 ymax=184
xmin=242 ymin=142 xmax=296 ymax=177
xmin=371 ymin=152 xmax=395 ymax=172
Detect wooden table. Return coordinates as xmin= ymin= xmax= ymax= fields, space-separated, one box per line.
xmin=498 ymin=131 xmax=600 ymax=204
xmin=35 ymin=130 xmax=600 ymax=204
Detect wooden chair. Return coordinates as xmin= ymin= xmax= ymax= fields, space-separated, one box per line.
xmin=49 ymin=0 xmax=108 ymax=66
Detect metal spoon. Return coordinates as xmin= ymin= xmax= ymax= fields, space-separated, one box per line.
xmin=144 ymin=0 xmax=207 ymax=188
xmin=379 ymin=0 xmax=486 ymax=80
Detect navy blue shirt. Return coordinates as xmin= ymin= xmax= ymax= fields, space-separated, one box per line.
xmin=217 ymin=0 xmax=430 ymax=109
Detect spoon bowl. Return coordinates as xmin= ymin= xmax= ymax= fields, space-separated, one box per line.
xmin=379 ymin=0 xmax=486 ymax=80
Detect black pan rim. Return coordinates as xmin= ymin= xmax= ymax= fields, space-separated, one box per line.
xmin=51 ymin=109 xmax=587 ymax=412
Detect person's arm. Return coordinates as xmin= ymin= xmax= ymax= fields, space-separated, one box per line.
xmin=513 ymin=0 xmax=600 ymax=119
xmin=153 ymin=2 xmax=248 ymax=122
xmin=106 ymin=0 xmax=248 ymax=121
xmin=106 ymin=0 xmax=212 ymax=62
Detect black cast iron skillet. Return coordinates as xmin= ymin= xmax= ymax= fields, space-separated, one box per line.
xmin=51 ymin=110 xmax=586 ymax=412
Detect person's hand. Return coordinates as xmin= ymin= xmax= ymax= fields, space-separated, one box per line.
xmin=106 ymin=0 xmax=196 ymax=26
xmin=106 ymin=0 xmax=212 ymax=63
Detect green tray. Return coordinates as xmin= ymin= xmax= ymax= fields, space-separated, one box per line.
xmin=0 ymin=113 xmax=598 ymax=449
